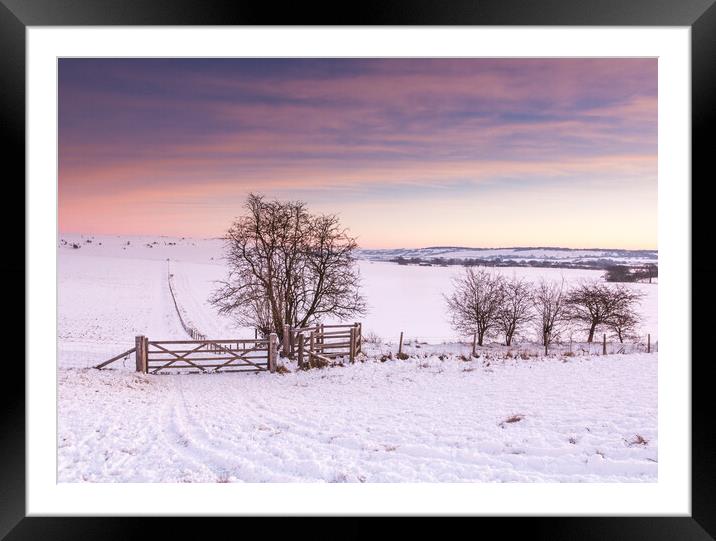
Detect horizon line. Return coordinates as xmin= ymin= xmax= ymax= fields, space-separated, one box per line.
xmin=57 ymin=231 xmax=658 ymax=253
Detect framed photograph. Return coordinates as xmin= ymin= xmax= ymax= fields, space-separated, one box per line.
xmin=6 ymin=0 xmax=713 ymax=538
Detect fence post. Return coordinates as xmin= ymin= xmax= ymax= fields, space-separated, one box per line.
xmin=282 ymin=324 xmax=290 ymax=357
xmin=647 ymin=333 xmax=651 ymax=353
xmin=309 ymin=331 xmax=315 ymax=365
xmin=356 ymin=322 xmax=362 ymax=354
xmin=319 ymin=324 xmax=324 ymax=345
xmin=398 ymin=331 xmax=404 ymax=356
xmin=268 ymin=333 xmax=278 ymax=373
xmin=298 ymin=334 xmax=304 ymax=369
xmin=135 ymin=335 xmax=148 ymax=373
xmin=350 ymin=327 xmax=356 ymax=363
xmin=602 ymin=334 xmax=607 ymax=355
xmin=135 ymin=336 xmax=142 ymax=372
xmin=471 ymin=332 xmax=477 ymax=356
xmin=143 ymin=336 xmax=149 ymax=373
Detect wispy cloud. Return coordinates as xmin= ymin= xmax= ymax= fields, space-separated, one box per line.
xmin=58 ymin=58 xmax=657 ymax=248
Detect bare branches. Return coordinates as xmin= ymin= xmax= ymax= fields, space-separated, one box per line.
xmin=497 ymin=276 xmax=533 ymax=346
xmin=444 ymin=270 xmax=645 ymax=349
xmin=566 ymin=281 xmax=645 ymax=342
xmin=532 ymin=277 xmax=568 ymax=348
xmin=604 ymin=284 xmax=644 ymax=343
xmin=445 ymin=268 xmax=504 ymax=346
xmin=210 ymin=194 xmax=365 ymax=338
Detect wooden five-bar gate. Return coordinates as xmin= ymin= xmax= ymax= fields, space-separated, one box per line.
xmin=283 ymin=323 xmax=362 ymax=368
xmin=95 ymin=322 xmax=362 ymax=373
xmin=96 ymin=333 xmax=279 ymax=374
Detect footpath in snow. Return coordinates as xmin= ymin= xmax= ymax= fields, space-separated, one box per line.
xmin=59 ymin=353 xmax=657 ymax=483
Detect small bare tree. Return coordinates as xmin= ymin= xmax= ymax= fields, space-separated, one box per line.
xmin=445 ymin=268 xmax=504 ymax=346
xmin=605 ymin=285 xmax=645 ymax=343
xmin=565 ymin=281 xmax=617 ymax=342
xmin=566 ymin=281 xmax=643 ymax=343
xmin=496 ymin=276 xmax=533 ymax=346
xmin=532 ymin=278 xmax=568 ymax=351
xmin=210 ymin=194 xmax=366 ymax=339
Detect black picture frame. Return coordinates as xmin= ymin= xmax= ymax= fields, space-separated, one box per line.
xmin=3 ymin=0 xmax=713 ymax=538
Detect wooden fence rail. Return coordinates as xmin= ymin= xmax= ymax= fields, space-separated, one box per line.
xmin=94 ymin=347 xmax=137 ymax=370
xmin=286 ymin=322 xmax=362 ymax=368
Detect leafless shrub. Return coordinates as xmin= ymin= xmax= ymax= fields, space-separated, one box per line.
xmin=362 ymin=331 xmax=383 ymax=345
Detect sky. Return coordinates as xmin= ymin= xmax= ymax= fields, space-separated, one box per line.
xmin=58 ymin=58 xmax=657 ymax=249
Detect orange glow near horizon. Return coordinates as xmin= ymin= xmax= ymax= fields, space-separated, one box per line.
xmin=59 ymin=58 xmax=657 ymax=250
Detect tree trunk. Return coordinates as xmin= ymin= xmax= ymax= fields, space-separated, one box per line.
xmin=587 ymin=324 xmax=596 ymax=343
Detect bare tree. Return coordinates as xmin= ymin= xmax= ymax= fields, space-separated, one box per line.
xmin=605 ymin=285 xmax=645 ymax=343
xmin=533 ymin=278 xmax=568 ymax=351
xmin=497 ymin=276 xmax=533 ymax=346
xmin=566 ymin=281 xmax=643 ymax=343
xmin=445 ymin=268 xmax=504 ymax=346
xmin=565 ymin=281 xmax=614 ymax=342
xmin=210 ymin=194 xmax=366 ymax=339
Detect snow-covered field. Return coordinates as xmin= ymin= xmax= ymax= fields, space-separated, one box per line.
xmin=57 ymin=234 xmax=658 ymax=482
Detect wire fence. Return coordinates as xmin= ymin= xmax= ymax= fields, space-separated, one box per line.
xmin=359 ymin=331 xmax=657 ymax=358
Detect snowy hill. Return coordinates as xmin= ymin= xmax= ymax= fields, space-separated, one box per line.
xmin=358 ymin=246 xmax=658 ymax=268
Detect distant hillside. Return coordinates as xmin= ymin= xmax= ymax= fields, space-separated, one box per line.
xmin=357 ymin=246 xmax=657 ymax=270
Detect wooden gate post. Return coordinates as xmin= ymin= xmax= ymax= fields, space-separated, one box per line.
xmin=143 ymin=336 xmax=149 ymax=373
xmin=349 ymin=327 xmax=356 ymax=363
xmin=135 ymin=335 xmax=148 ymax=373
xmin=268 ymin=333 xmax=278 ymax=373
xmin=355 ymin=322 xmax=362 ymax=354
xmin=647 ymin=333 xmax=651 ymax=353
xmin=282 ymin=324 xmax=290 ymax=357
xmin=319 ymin=324 xmax=324 ymax=345
xmin=398 ymin=331 xmax=404 ymax=356
xmin=602 ymin=334 xmax=607 ymax=355
xmin=298 ymin=334 xmax=304 ymax=369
